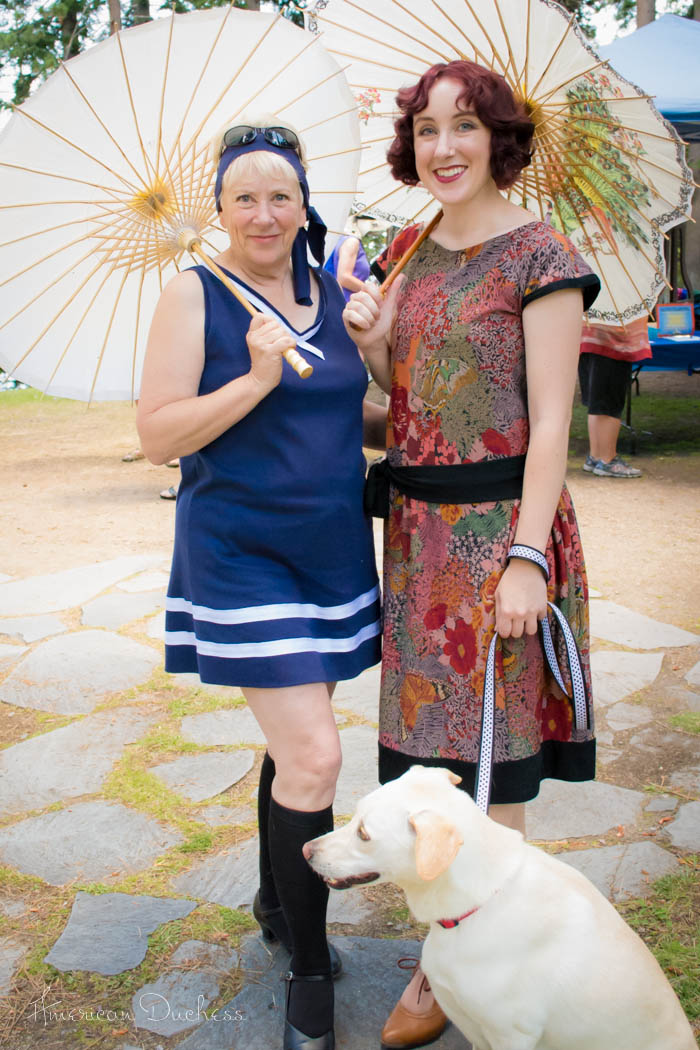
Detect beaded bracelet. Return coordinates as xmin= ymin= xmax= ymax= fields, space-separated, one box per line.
xmin=507 ymin=544 xmax=549 ymax=581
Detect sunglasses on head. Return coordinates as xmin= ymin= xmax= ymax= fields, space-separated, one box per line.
xmin=220 ymin=125 xmax=301 ymax=156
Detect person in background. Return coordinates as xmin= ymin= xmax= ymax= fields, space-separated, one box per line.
xmin=324 ymin=231 xmax=370 ymax=301
xmin=579 ymin=318 xmax=651 ymax=477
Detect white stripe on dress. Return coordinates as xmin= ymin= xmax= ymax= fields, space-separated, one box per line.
xmin=221 ymin=274 xmax=326 ymax=359
xmin=165 ymin=619 xmax=381 ymax=659
xmin=165 ymin=584 xmax=379 ymax=625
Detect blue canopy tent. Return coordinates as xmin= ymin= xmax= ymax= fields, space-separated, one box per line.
xmin=599 ymin=14 xmax=700 ymax=143
xmin=600 ymin=14 xmax=700 ymax=307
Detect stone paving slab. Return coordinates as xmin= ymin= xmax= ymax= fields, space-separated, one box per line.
xmin=175 ymin=934 xmax=471 ymax=1050
xmin=645 ymin=795 xmax=679 ymax=813
xmin=132 ymin=940 xmax=239 ymax=1036
xmin=590 ymin=650 xmax=663 ymax=707
xmin=686 ymin=660 xmax=700 ymax=688
xmin=596 ymin=747 xmax=622 ymax=765
xmin=198 ymin=805 xmax=256 ymax=827
xmin=0 ymin=801 xmax=182 ymax=885
xmin=150 ymin=751 xmax=255 ymax=803
xmin=589 ymin=601 xmax=700 ymax=650
xmin=133 ymin=971 xmax=221 ymax=1035
xmin=0 ymin=707 xmax=157 ymax=817
xmin=147 ymin=610 xmax=165 ymax=640
xmin=166 ymin=669 xmax=242 ymax=700
xmin=44 ymin=892 xmax=197 ymax=975
xmin=327 ymin=886 xmax=374 ymax=925
xmin=181 ymin=709 xmax=266 ymax=747
xmin=604 ymin=702 xmax=655 ymax=731
xmin=666 ymin=801 xmax=700 ymax=849
xmin=0 ymin=897 xmax=27 ymax=918
xmin=118 ymin=571 xmax=170 ymax=593
xmin=669 ymin=764 xmax=700 ymax=794
xmin=173 ymin=838 xmax=259 ymax=910
xmin=0 ymin=937 xmax=25 ymax=996
xmin=332 ymin=664 xmax=381 ymax=722
xmin=557 ymin=841 xmax=679 ymax=901
xmin=335 ymin=725 xmax=380 ymax=816
xmin=673 ymin=687 xmax=700 ymax=713
xmin=0 ymin=613 xmax=66 ymax=642
xmin=527 ymin=779 xmax=645 ymax=841
xmin=0 ymin=630 xmax=161 ymax=714
xmin=627 ymin=728 xmax=679 ymax=753
xmin=81 ymin=591 xmax=164 ymax=630
xmin=0 ymin=642 xmax=27 ymax=668
xmin=171 ymin=838 xmax=373 ymax=933
xmin=0 ymin=555 xmax=162 ymax=616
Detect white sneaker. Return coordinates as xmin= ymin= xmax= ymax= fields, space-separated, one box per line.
xmin=592 ymin=455 xmax=642 ymax=478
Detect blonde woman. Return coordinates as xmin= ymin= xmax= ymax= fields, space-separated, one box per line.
xmin=138 ymin=119 xmax=385 ymax=1050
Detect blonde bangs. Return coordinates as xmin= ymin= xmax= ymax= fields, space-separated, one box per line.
xmin=222 ymin=150 xmax=303 ymax=203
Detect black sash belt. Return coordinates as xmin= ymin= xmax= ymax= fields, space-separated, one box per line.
xmin=364 ymin=454 xmax=526 ymax=518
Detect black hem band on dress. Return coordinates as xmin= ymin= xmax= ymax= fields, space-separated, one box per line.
xmin=378 ymin=739 xmax=596 ymax=806
xmin=364 ymin=454 xmax=526 ymax=518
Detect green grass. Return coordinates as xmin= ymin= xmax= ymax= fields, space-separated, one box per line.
xmin=669 ymin=712 xmax=700 ymax=735
xmin=618 ymin=858 xmax=700 ymax=1031
xmin=0 ymin=386 xmax=70 ymax=412
xmin=569 ymin=380 xmax=700 ymax=456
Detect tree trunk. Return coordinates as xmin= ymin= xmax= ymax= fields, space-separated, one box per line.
xmin=60 ymin=1 xmax=81 ymax=60
xmin=108 ymin=0 xmax=122 ymax=34
xmin=131 ymin=0 xmax=150 ymax=25
xmin=636 ymin=0 xmax=655 ymax=27
xmin=694 ymin=1 xmax=700 ymax=21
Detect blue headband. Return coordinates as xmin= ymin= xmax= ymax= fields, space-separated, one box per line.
xmin=215 ymin=137 xmax=327 ymax=306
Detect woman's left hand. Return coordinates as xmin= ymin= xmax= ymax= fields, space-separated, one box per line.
xmin=494 ymin=560 xmax=548 ymax=638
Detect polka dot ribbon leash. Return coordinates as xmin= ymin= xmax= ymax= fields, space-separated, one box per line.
xmin=474 ymin=546 xmax=592 ymax=814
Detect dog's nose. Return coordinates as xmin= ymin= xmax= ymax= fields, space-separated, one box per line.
xmin=302 ymin=840 xmax=314 ymax=860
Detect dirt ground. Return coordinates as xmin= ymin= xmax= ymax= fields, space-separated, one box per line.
xmin=1 ymin=376 xmax=699 ymax=1049
xmin=1 ymin=373 xmax=699 ymax=632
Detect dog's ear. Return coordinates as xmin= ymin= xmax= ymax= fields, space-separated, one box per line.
xmin=446 ymin=770 xmax=462 ymax=786
xmin=409 ymin=810 xmax=464 ymax=881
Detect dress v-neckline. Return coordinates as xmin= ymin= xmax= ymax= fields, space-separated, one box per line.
xmin=218 ymin=264 xmax=325 ymax=337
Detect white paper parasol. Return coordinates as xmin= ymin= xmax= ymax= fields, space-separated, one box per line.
xmin=0 ymin=7 xmax=361 ymax=400
xmin=307 ymin=0 xmax=695 ymax=323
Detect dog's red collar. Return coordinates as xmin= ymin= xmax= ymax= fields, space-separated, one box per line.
xmin=436 ymin=906 xmax=479 ymax=929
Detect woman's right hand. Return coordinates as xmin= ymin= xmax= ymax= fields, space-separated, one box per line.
xmin=342 ymin=275 xmax=404 ymax=355
xmin=246 ymin=312 xmax=296 ymax=392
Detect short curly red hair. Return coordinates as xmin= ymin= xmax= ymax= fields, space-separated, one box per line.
xmin=387 ymin=61 xmax=534 ymax=191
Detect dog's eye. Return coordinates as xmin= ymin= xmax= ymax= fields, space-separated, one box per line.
xmin=357 ymin=822 xmax=370 ymax=842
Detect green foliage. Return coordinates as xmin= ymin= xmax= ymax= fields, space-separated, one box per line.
xmin=618 ymin=859 xmax=700 ymax=1025
xmin=0 ymin=0 xmax=308 ymax=107
xmin=669 ymin=712 xmax=700 ymax=734
xmin=179 ymin=830 xmax=215 ymax=852
xmin=0 ymin=0 xmax=103 ymax=105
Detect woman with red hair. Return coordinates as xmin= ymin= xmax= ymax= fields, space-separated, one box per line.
xmin=344 ymin=61 xmax=600 ymax=1048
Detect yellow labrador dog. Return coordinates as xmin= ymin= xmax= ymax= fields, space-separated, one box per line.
xmin=303 ymin=766 xmax=695 ymax=1050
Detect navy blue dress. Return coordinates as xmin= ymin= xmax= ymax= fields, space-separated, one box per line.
xmin=164 ymin=265 xmax=381 ymax=687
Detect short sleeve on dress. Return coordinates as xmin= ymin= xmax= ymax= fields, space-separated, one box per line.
xmin=522 ymin=226 xmax=601 ymax=312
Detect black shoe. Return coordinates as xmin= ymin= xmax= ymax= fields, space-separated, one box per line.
xmin=253 ymin=892 xmax=342 ymax=979
xmin=283 ymin=971 xmax=335 ymax=1050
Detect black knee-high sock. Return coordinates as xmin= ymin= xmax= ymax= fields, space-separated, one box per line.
xmin=257 ymin=752 xmax=278 ymax=911
xmin=269 ymin=797 xmax=333 ymax=1036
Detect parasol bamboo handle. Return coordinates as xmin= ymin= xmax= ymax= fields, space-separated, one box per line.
xmin=379 ymin=210 xmax=443 ymax=296
xmin=347 ymin=210 xmax=443 ymax=332
xmin=180 ymin=232 xmax=313 ymax=379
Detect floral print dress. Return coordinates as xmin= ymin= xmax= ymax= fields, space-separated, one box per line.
xmin=378 ymin=220 xmax=600 ymax=804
